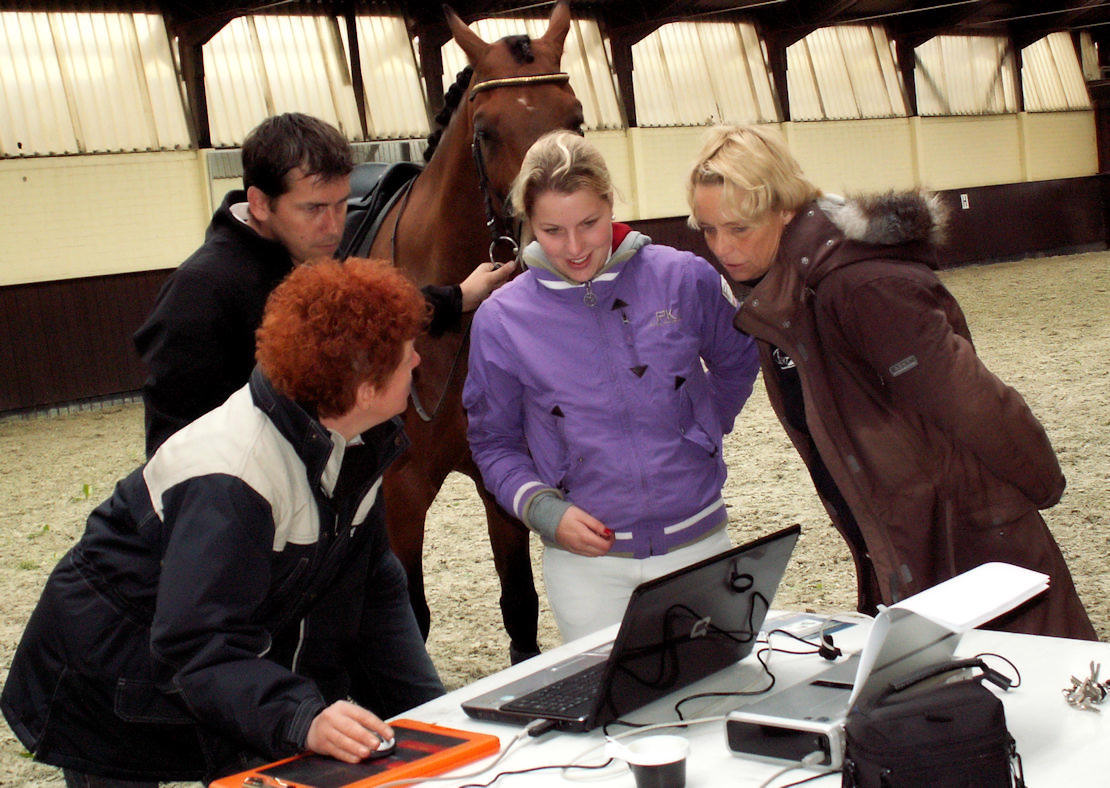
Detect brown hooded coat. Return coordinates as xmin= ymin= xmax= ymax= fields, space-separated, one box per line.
xmin=734 ymin=192 xmax=1095 ymax=640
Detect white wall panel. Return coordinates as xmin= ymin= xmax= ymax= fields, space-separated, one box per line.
xmin=633 ymin=21 xmax=775 ymax=126
xmin=0 ymin=11 xmax=186 ymax=156
xmin=1022 ymin=33 xmax=1091 ymax=112
xmin=917 ymin=35 xmax=1018 ymax=116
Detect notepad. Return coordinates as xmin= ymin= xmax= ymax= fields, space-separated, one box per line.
xmin=891 ymin=562 xmax=1049 ymax=633
xmin=210 ymin=719 xmax=501 ymax=788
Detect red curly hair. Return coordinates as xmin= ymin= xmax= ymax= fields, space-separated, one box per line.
xmin=256 ymin=258 xmax=428 ymax=417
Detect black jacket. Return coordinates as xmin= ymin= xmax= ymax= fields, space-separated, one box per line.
xmin=134 ymin=192 xmax=463 ymax=457
xmin=1 ymin=369 xmax=439 ymax=780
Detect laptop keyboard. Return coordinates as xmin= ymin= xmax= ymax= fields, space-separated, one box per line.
xmin=500 ymin=662 xmax=607 ymax=717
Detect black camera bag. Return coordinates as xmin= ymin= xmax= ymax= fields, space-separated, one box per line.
xmin=842 ymin=657 xmax=1024 ymax=788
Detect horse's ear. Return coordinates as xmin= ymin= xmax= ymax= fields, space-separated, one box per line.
xmin=540 ymin=0 xmax=572 ymax=55
xmin=444 ymin=4 xmax=490 ymax=65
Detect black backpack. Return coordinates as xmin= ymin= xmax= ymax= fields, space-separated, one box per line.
xmin=842 ymin=657 xmax=1024 ymax=788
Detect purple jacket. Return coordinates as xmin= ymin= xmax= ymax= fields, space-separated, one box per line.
xmin=464 ymin=231 xmax=759 ymax=558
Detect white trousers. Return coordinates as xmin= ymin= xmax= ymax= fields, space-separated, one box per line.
xmin=542 ymin=529 xmax=733 ymax=643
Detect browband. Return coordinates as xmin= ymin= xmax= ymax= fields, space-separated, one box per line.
xmin=469 ymin=72 xmax=571 ymax=100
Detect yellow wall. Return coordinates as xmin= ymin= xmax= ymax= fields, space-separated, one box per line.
xmin=784 ymin=118 xmax=918 ymax=194
xmin=0 ymin=151 xmax=210 ymax=286
xmin=915 ymin=114 xmax=1024 ymax=189
xmin=1022 ymin=111 xmax=1099 ymax=181
xmin=626 ymin=126 xmax=712 ymax=219
xmin=586 ymin=129 xmax=638 ymax=221
xmin=0 ymin=111 xmax=1098 ymax=285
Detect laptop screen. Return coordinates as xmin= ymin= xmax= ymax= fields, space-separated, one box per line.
xmin=593 ymin=525 xmax=799 ymax=724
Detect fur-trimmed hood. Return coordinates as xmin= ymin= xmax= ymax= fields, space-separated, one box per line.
xmin=818 ymin=190 xmax=948 ymax=247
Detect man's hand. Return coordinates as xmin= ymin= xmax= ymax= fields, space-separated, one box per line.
xmin=555 ymin=506 xmax=616 ymax=556
xmin=460 ymin=260 xmax=518 ymax=312
xmin=306 ymin=700 xmax=394 ymax=763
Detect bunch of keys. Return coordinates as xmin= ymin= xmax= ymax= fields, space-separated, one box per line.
xmin=1062 ymin=661 xmax=1110 ymax=711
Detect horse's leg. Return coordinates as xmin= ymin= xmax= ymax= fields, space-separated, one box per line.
xmin=383 ymin=457 xmax=443 ymax=640
xmin=464 ymin=466 xmax=540 ymax=663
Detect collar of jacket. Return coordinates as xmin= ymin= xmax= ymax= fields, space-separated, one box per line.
xmin=214 ymin=189 xmax=296 ymax=272
xmin=248 ymin=366 xmax=409 ymax=493
xmin=738 ymin=193 xmax=945 ymax=328
xmin=522 ymin=223 xmax=652 ymax=288
xmin=778 ymin=193 xmax=944 ymax=283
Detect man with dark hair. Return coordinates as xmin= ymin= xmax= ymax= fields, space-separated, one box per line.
xmin=135 ymin=112 xmax=513 ymax=456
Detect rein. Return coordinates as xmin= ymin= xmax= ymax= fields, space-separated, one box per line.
xmin=386 ymin=177 xmax=462 ymax=424
xmin=408 ymin=71 xmax=571 ymax=423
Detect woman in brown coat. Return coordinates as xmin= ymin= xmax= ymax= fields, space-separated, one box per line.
xmin=686 ymin=124 xmax=1095 ymax=640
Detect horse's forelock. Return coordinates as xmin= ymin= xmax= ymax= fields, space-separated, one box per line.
xmin=504 ymin=35 xmax=534 ymax=64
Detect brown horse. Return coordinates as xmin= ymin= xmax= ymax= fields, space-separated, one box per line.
xmin=361 ymin=2 xmax=583 ymax=662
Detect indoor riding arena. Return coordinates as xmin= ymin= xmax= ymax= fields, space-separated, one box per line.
xmin=1 ymin=1 xmax=1108 ymax=785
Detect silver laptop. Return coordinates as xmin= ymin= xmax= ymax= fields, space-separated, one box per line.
xmin=461 ymin=525 xmax=801 ymax=732
xmin=729 ymin=604 xmax=963 ymax=729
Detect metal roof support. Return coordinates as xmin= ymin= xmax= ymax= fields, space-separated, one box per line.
xmin=344 ymin=9 xmax=369 ymax=140
xmin=895 ymin=36 xmax=920 ymax=115
xmin=603 ymin=20 xmax=663 ymax=128
xmin=762 ymin=26 xmax=805 ymax=123
xmin=165 ymin=12 xmax=232 ymax=149
xmin=409 ymin=13 xmax=449 ymax=131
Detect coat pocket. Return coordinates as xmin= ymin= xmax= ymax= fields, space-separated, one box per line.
xmin=675 ymin=378 xmax=721 ymax=456
xmin=115 ymin=677 xmax=195 ymax=724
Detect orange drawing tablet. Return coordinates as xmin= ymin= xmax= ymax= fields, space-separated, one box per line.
xmin=211 ymin=718 xmax=501 ymax=788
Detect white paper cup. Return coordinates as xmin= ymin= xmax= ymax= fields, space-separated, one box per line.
xmin=617 ymin=734 xmax=689 ymax=788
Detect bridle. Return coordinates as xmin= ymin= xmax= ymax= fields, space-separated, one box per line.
xmin=468 ymin=72 xmax=571 ymax=264
xmin=407 ymin=70 xmax=572 ymax=423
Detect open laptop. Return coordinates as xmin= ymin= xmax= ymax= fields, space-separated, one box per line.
xmin=728 ymin=604 xmax=963 ymax=733
xmin=730 ymin=560 xmax=1051 ymax=735
xmin=462 ymin=524 xmax=800 ymax=732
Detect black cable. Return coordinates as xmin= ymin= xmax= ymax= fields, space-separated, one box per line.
xmin=766 ymin=628 xmax=826 ymax=653
xmin=973 ymin=651 xmax=1023 ymax=688
xmin=456 ymin=757 xmax=614 ymax=787
xmin=675 ymin=646 xmax=778 ymax=719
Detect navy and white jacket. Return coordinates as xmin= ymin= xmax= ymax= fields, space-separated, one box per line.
xmin=1 ymin=369 xmax=421 ymax=780
xmin=464 ymin=227 xmax=760 ymax=558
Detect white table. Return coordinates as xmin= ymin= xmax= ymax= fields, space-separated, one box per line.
xmin=401 ymin=617 xmax=1110 ymax=786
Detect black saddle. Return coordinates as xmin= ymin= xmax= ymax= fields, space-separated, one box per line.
xmin=338 ymin=160 xmax=422 ymax=259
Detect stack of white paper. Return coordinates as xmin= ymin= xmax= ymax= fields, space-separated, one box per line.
xmin=891 ymin=562 xmax=1050 ymax=633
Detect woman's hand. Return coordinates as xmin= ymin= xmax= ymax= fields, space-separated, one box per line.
xmin=306 ymin=699 xmax=394 ymax=763
xmin=555 ymin=506 xmax=616 ymax=556
xmin=459 ymin=260 xmax=518 ymax=311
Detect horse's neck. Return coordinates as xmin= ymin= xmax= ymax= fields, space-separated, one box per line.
xmin=398 ymin=121 xmax=489 ymax=286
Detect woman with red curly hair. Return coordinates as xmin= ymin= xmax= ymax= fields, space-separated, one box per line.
xmin=3 ymin=259 xmax=445 ymax=785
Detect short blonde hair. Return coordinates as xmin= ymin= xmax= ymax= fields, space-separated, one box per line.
xmin=510 ymin=131 xmax=613 ymax=222
xmin=686 ymin=124 xmax=819 ymax=228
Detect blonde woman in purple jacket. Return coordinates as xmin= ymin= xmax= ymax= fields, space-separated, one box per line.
xmin=464 ymin=132 xmax=760 ymax=641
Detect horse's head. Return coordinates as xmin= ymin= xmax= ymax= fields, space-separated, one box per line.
xmin=445 ymin=1 xmax=585 ymax=215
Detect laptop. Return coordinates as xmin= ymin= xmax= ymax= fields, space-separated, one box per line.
xmin=729 ymin=604 xmax=963 ymax=730
xmin=461 ymin=524 xmax=800 ymax=732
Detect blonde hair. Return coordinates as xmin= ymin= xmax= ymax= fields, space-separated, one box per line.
xmin=686 ymin=124 xmax=819 ymax=228
xmin=510 ymin=131 xmax=614 ymax=223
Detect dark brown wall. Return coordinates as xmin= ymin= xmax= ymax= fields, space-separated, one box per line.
xmin=0 ymin=174 xmax=1105 ymax=414
xmin=0 ymin=269 xmax=169 ymax=413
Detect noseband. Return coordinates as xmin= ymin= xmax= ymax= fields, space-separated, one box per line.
xmin=468 ymin=72 xmax=571 ymax=263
